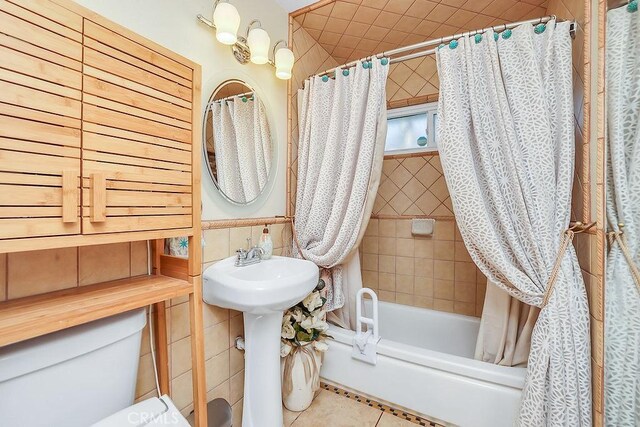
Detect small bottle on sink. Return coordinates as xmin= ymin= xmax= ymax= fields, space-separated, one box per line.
xmin=259 ymin=224 xmax=273 ymax=259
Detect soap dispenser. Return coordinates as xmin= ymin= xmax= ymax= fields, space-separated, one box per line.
xmin=259 ymin=224 xmax=273 ymax=259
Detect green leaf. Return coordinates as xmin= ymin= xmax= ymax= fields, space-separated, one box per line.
xmin=296 ymin=330 xmax=311 ymax=342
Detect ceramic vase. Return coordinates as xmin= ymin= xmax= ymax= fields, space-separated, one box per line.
xmin=281 ymin=343 xmax=322 ymax=412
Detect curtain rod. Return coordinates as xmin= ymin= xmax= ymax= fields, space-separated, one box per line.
xmin=313 ymin=15 xmax=575 ymax=79
xmin=208 ymin=91 xmax=254 ymax=105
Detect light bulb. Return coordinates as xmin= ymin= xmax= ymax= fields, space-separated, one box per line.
xmin=247 ymin=27 xmax=271 ymax=65
xmin=213 ymin=2 xmax=240 ymax=45
xmin=275 ymin=47 xmax=294 ymax=80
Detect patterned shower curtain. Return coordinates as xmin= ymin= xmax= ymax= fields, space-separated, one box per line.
xmin=436 ymin=21 xmax=591 ymax=426
xmin=294 ymin=59 xmax=388 ymax=328
xmin=211 ymin=97 xmax=272 ymax=203
xmin=604 ymin=6 xmax=640 ymax=426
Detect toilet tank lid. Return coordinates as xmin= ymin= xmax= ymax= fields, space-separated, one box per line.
xmin=0 ymin=308 xmax=147 ymax=383
xmin=92 ymin=395 xmax=189 ymax=426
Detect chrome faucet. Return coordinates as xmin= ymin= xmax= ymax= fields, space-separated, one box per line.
xmin=235 ymin=246 xmax=264 ymax=267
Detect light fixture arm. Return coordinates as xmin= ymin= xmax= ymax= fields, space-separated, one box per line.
xmin=196 ymin=0 xmax=226 ymax=29
xmin=270 ymin=40 xmax=288 ymax=66
xmin=196 ymin=14 xmax=215 ymax=29
xmin=245 ymin=19 xmax=262 ymax=39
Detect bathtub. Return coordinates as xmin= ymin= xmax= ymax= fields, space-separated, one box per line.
xmin=320 ymin=300 xmax=527 ymax=427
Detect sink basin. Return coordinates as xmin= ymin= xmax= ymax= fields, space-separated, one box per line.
xmin=203 ymin=255 xmax=319 ymax=314
xmin=202 ymin=255 xmax=319 ymax=427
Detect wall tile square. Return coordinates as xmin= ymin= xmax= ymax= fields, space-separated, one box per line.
xmin=378 ymin=272 xmax=396 ymax=291
xmin=454 ymin=261 xmax=477 ymax=282
xmin=434 ymin=260 xmax=454 ymax=280
xmin=204 ymin=320 xmax=229 ymax=359
xmin=363 ymin=253 xmax=378 ymax=271
xmin=396 ymin=292 xmax=414 ymax=305
xmin=378 ymin=290 xmax=395 ymax=302
xmin=8 ymin=248 xmax=78 ymax=299
xmin=362 ymin=270 xmax=379 ymax=288
xmin=171 ymin=369 xmax=193 ymax=411
xmin=454 ymin=301 xmax=476 ymax=316
xmin=171 ymin=336 xmax=192 ymax=378
xmin=203 ymin=229 xmax=230 ymax=262
xmin=379 ymin=255 xmax=396 ymax=273
xmin=396 ymin=274 xmax=414 ymax=294
xmin=379 ymin=219 xmax=396 ymax=237
xmin=434 ymin=240 xmax=455 ymax=260
xmin=434 ymin=220 xmax=455 ymax=240
xmin=79 ymin=243 xmax=131 ymax=286
xmin=229 ymin=313 xmax=244 ymax=347
xmin=365 ymin=219 xmax=379 ymax=236
xmin=131 ymin=241 xmax=149 ymax=276
xmin=414 ymin=239 xmax=434 ymax=258
xmin=414 ymin=276 xmax=433 ymax=296
xmin=362 ymin=236 xmax=379 ymax=253
xmin=205 ymin=350 xmax=230 ymax=392
xmin=414 ymin=296 xmax=433 ymax=309
xmin=378 ymin=237 xmax=396 ymax=255
xmin=396 ymin=238 xmax=414 ymax=257
xmin=396 ymin=256 xmax=414 ymax=275
xmin=454 ymin=281 xmax=476 ymax=303
xmin=396 ymin=219 xmax=412 ymax=238
xmin=433 ymin=298 xmax=454 ymax=313
xmin=434 ymin=279 xmax=454 ymax=300
xmin=170 ymin=302 xmax=191 ymax=343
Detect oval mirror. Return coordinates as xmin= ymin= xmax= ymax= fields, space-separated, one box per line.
xmin=203 ymin=80 xmax=273 ymax=205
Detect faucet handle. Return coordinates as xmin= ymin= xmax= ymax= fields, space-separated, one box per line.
xmin=236 ymin=248 xmax=247 ymax=258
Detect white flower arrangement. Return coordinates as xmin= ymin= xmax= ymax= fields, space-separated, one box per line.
xmin=281 ymin=279 xmax=331 ymax=357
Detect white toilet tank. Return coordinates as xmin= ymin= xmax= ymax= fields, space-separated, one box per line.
xmin=0 ymin=308 xmax=147 ymax=427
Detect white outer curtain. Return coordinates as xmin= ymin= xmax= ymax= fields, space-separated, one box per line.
xmin=436 ymin=21 xmax=591 ymax=426
xmin=604 ymin=6 xmax=640 ymax=426
xmin=211 ymin=96 xmax=272 ymax=204
xmin=294 ymin=60 xmax=388 ymax=328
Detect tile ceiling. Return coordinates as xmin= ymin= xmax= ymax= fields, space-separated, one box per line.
xmin=294 ymin=0 xmax=549 ymax=64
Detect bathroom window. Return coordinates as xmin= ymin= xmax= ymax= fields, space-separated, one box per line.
xmin=385 ymin=102 xmax=438 ymax=155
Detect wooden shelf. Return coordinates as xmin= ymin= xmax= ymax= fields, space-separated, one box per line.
xmin=0 ymin=274 xmax=193 ymax=347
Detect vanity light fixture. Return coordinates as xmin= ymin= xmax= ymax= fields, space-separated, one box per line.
xmin=212 ymin=0 xmax=240 ymax=45
xmin=246 ymin=20 xmax=270 ymax=65
xmin=196 ymin=1 xmax=294 ymax=80
xmin=273 ymin=40 xmax=294 ymax=80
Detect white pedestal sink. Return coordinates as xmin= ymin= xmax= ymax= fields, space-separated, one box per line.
xmin=203 ymin=256 xmax=319 ymax=427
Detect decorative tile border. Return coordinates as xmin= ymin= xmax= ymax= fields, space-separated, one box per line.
xmin=320 ymin=382 xmax=446 ymax=427
xmin=201 ymin=216 xmax=290 ymax=230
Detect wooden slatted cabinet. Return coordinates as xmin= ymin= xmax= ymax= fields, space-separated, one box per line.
xmin=0 ymin=0 xmax=82 ymax=240
xmin=0 ymin=0 xmax=207 ymax=425
xmin=81 ymin=20 xmax=194 ymax=235
xmin=0 ymin=0 xmax=198 ymax=253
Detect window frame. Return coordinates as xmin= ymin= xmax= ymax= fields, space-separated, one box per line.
xmin=384 ymin=101 xmax=439 ymax=156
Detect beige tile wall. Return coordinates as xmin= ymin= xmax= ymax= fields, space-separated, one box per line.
xmin=361 ymin=218 xmax=486 ymax=316
xmin=386 ymin=57 xmax=440 ymax=108
xmin=0 ymin=242 xmax=148 ymax=302
xmin=374 ymin=155 xmax=453 ymax=217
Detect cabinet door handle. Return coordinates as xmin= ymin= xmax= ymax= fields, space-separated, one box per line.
xmin=90 ymin=173 xmax=106 ymax=223
xmin=61 ymin=170 xmax=78 ymax=223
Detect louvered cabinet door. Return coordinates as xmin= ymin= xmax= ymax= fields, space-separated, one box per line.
xmin=0 ymin=0 xmax=82 ymax=242
xmin=81 ymin=19 xmax=194 ymax=235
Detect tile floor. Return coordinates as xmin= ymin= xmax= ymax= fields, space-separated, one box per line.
xmin=284 ymin=384 xmax=445 ymax=427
